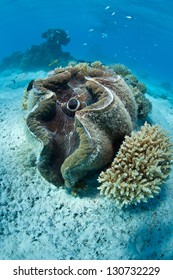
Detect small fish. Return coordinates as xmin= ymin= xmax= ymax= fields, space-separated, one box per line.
xmin=89 ymin=28 xmax=94 ymax=32
xmin=83 ymin=43 xmax=88 ymax=46
xmin=112 ymin=12 xmax=115 ymax=16
xmin=101 ymin=33 xmax=108 ymax=38
xmin=105 ymin=6 xmax=110 ymax=10
xmin=126 ymin=16 xmax=132 ymax=19
xmin=48 ymin=59 xmax=59 ymax=67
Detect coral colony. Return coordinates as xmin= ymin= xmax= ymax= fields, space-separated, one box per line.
xmin=23 ymin=61 xmax=173 ymax=208
xmin=0 ymin=29 xmax=73 ymax=71
xmin=98 ymin=123 xmax=173 ymax=208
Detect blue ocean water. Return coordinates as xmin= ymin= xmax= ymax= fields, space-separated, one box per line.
xmin=0 ymin=0 xmax=173 ymax=83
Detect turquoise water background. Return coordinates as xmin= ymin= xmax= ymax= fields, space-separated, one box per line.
xmin=0 ymin=0 xmax=173 ymax=83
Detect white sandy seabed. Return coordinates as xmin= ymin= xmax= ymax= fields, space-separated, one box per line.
xmin=0 ymin=68 xmax=173 ymax=260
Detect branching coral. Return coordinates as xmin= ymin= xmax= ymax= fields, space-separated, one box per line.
xmin=98 ymin=123 xmax=173 ymax=208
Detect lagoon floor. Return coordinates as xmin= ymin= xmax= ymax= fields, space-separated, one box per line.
xmin=0 ymin=68 xmax=173 ymax=260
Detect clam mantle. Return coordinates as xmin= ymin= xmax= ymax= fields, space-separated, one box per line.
xmin=25 ymin=63 xmax=149 ymax=188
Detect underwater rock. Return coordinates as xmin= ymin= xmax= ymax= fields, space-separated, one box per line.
xmin=112 ymin=63 xmax=152 ymax=119
xmin=0 ymin=29 xmax=73 ymax=72
xmin=25 ymin=63 xmax=142 ymax=188
xmin=111 ymin=64 xmax=131 ymax=77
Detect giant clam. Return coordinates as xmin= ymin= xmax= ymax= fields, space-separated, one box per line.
xmin=25 ymin=63 xmax=147 ymax=188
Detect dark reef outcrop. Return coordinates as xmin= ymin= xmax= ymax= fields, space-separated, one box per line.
xmin=0 ymin=29 xmax=73 ymax=72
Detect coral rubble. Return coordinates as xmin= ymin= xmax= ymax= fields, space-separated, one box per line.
xmin=98 ymin=122 xmax=173 ymax=208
